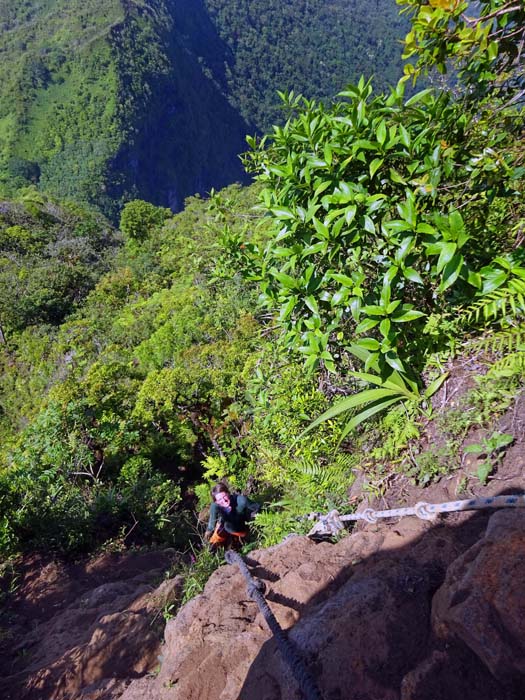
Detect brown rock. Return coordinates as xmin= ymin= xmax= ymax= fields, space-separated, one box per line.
xmin=122 ymin=530 xmax=441 ymax=700
xmin=0 ymin=549 xmax=178 ymax=700
xmin=400 ymin=647 xmax=506 ymax=700
xmin=432 ymin=509 xmax=525 ymax=679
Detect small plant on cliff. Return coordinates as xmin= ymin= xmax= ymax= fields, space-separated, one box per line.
xmin=181 ymin=547 xmax=222 ymax=605
xmin=464 ymin=431 xmax=514 ymax=484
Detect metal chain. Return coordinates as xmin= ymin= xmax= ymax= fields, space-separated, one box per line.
xmin=308 ymin=494 xmax=525 ymax=537
xmin=225 ymin=550 xmax=322 ymax=700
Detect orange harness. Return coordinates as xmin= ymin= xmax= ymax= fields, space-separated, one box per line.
xmin=209 ymin=522 xmax=247 ymax=546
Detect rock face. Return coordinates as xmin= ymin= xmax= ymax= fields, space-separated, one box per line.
xmin=121 ymin=508 xmax=525 ymax=700
xmin=432 ymin=510 xmax=525 ymax=680
xmin=2 ymin=507 xmax=524 ymax=700
xmin=0 ymin=550 xmax=181 ymax=700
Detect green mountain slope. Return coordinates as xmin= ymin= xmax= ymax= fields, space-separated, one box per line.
xmin=0 ymin=0 xmax=408 ymax=216
xmin=0 ymin=0 xmax=250 ymax=218
xmin=202 ymin=0 xmax=409 ymax=130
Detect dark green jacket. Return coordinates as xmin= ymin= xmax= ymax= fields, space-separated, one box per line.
xmin=206 ymin=494 xmax=259 ymax=534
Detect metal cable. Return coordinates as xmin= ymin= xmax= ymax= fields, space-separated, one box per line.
xmin=308 ymin=494 xmax=525 ymax=537
xmin=225 ymin=550 xmax=322 ymax=700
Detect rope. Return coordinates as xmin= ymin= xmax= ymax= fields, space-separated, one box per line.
xmin=225 ymin=550 xmax=322 ymax=700
xmin=308 ymin=494 xmax=525 ymax=537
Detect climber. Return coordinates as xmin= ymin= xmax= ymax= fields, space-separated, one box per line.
xmin=204 ymin=482 xmax=260 ymax=552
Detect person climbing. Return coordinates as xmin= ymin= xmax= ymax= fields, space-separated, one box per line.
xmin=204 ymin=482 xmax=259 ymax=551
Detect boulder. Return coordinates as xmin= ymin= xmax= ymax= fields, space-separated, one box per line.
xmin=432 ymin=509 xmax=525 ymax=680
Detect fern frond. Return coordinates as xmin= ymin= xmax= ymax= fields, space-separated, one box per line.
xmin=295 ymin=459 xmax=349 ymax=493
xmin=463 ymin=278 xmax=525 ymax=327
xmin=333 ymin=452 xmax=359 ymax=471
xmin=469 ymin=324 xmax=525 ymax=355
xmin=486 ymin=349 xmax=525 ymax=378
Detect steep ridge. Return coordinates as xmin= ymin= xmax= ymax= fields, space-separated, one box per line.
xmin=106 ymin=0 xmax=250 ymax=214
xmin=1 ymin=434 xmax=523 ymax=700
xmin=120 ymin=445 xmax=525 ymax=700
xmin=0 ymin=0 xmax=249 ymax=218
xmin=0 ymin=0 xmax=408 ymax=217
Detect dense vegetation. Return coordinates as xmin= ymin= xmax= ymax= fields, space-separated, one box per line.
xmin=0 ymin=0 xmax=524 ymax=564
xmin=202 ymin=0 xmax=409 ymax=129
xmin=0 ymin=0 xmax=408 ymax=217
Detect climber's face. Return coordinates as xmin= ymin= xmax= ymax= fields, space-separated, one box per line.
xmin=215 ymin=492 xmax=231 ymax=508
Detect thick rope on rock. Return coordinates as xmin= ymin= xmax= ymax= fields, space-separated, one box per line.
xmin=225 ymin=550 xmax=322 ymax=700
xmin=308 ymin=494 xmax=525 ymax=537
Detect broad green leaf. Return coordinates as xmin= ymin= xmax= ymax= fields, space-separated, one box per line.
xmin=384 ymin=350 xmax=405 ymax=373
xmin=416 ymin=223 xmax=437 ymax=235
xmin=438 ymin=254 xmax=463 ymax=292
xmin=467 ymin=270 xmax=482 ymax=289
xmin=314 ymin=180 xmax=332 ymax=198
xmin=345 ymin=205 xmax=357 ymax=225
xmin=381 ymin=281 xmax=391 ymax=307
xmin=357 ymin=338 xmax=381 ymax=351
xmin=448 ymin=210 xmax=466 ymax=244
xmin=330 ymin=273 xmax=354 ymax=286
xmin=331 ymin=289 xmax=348 ymax=306
xmin=370 ymin=158 xmax=383 ymax=178
xmin=403 ymin=267 xmax=424 ymax=284
xmin=380 ymin=318 xmax=391 ymax=337
xmin=363 ymin=216 xmax=375 ymax=234
xmin=299 ymin=387 xmax=401 ymax=436
xmin=357 ymin=100 xmax=366 ymax=124
xmin=302 ymin=242 xmax=327 ymax=257
xmin=382 ymin=370 xmax=418 ymax=397
xmin=399 ymin=125 xmax=411 ymax=148
xmin=312 ymin=217 xmax=330 ymax=240
xmin=349 ymin=371 xmax=385 ymax=386
xmin=389 ymin=168 xmax=407 ymax=185
xmin=384 ymin=265 xmax=399 ymax=284
xmin=392 ymin=309 xmax=426 ymax=322
xmin=355 ymin=317 xmax=379 ymax=334
xmin=271 ymin=207 xmax=295 ymax=220
xmin=477 ymin=460 xmax=492 ymax=485
xmin=362 ymin=304 xmax=385 ymax=316
xmin=332 ymin=216 xmax=346 ymax=239
xmin=383 ymin=220 xmax=412 ymax=234
xmin=396 ymin=237 xmax=415 ymax=262
xmin=352 ymin=139 xmax=377 ymax=151
xmin=273 ymin=247 xmax=294 ymax=257
xmin=481 ymin=269 xmax=507 ymax=294
xmin=279 ymin=296 xmax=297 ymax=321
xmin=397 ymin=198 xmax=416 ymax=227
xmin=364 ymin=351 xmax=380 ymax=372
xmin=436 ymin=242 xmax=457 ymax=274
xmin=367 ymin=195 xmax=387 ymax=213
xmin=350 ymin=296 xmax=362 ymax=320
xmin=423 ymin=372 xmax=449 ymax=399
xmin=405 ymin=88 xmax=433 ymax=106
xmin=376 ymin=120 xmax=387 ymax=146
xmin=304 ymin=295 xmax=319 ymax=314
xmin=275 ymin=227 xmax=291 ymax=242
xmin=340 ymin=396 xmax=402 ymax=439
xmin=346 ymin=343 xmax=374 ymax=364
xmin=272 ymin=271 xmax=298 ymax=289
xmin=386 ymin=299 xmax=402 ymax=314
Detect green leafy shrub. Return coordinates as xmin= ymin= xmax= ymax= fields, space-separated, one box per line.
xmin=119 ymin=200 xmax=171 ymax=242
xmin=246 ymin=79 xmax=521 ymax=381
xmin=464 ymin=431 xmax=514 ymax=484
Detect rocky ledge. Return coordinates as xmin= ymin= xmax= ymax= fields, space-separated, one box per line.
xmin=1 ymin=505 xmax=524 ymax=699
